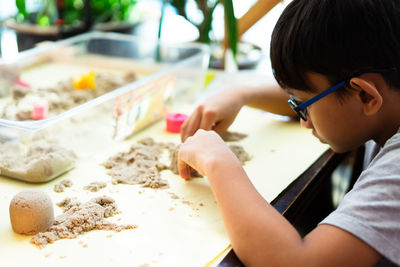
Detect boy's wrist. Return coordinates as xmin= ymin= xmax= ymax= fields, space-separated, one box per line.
xmin=204 ymin=151 xmax=244 ymax=181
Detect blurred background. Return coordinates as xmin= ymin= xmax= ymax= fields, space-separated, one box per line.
xmin=0 ymin=0 xmax=291 ymax=70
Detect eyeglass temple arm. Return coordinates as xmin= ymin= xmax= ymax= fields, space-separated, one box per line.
xmin=298 ymin=80 xmax=346 ymax=110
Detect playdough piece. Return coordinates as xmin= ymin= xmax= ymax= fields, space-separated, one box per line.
xmin=166 ymin=113 xmax=188 ymax=133
xmin=9 ymin=189 xmax=54 ymax=235
xmin=73 ymin=71 xmax=97 ymax=90
xmin=31 ymin=102 xmax=49 ymax=120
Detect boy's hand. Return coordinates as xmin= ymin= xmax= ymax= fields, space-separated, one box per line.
xmin=180 ymin=90 xmax=245 ymax=142
xmin=178 ymin=129 xmax=241 ymax=180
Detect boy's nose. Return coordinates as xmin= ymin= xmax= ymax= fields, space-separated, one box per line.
xmin=300 ymin=118 xmax=313 ymax=129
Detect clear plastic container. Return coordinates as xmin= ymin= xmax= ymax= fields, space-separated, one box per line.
xmin=0 ymin=31 xmax=209 ymax=182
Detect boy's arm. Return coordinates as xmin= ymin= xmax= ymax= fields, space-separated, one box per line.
xmin=242 ymin=84 xmax=295 ymax=116
xmin=178 ymin=130 xmax=381 ymax=267
xmin=211 ymin=163 xmax=381 ymax=267
xmin=180 ymin=84 xmax=295 ymax=142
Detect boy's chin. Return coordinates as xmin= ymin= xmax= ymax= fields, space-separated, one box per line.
xmin=314 ymin=133 xmax=355 ymax=153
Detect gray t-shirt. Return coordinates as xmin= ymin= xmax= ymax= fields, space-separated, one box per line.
xmin=320 ymin=128 xmax=400 ymax=266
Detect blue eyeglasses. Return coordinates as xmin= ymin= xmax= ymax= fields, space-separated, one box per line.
xmin=288 ymin=68 xmax=396 ymax=121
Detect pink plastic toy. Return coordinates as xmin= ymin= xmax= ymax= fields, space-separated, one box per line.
xmin=17 ymin=80 xmax=30 ymax=88
xmin=31 ymin=102 xmax=48 ymax=120
xmin=166 ymin=113 xmax=188 ymax=133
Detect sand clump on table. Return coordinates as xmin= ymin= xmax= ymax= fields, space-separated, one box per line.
xmin=54 ymin=179 xmax=73 ymax=193
xmin=31 ymin=196 xmax=137 ymax=248
xmin=104 ymin=132 xmax=251 ymax=183
xmin=9 ymin=189 xmax=55 ymax=235
xmin=219 ymin=131 xmax=248 ymax=142
xmin=228 ymin=144 xmax=252 ymax=164
xmin=83 ymin=181 xmax=107 ymax=192
xmin=0 ymin=139 xmax=77 ymax=183
xmin=1 ymin=72 xmax=136 ymax=121
xmin=102 ymin=137 xmax=174 ymax=189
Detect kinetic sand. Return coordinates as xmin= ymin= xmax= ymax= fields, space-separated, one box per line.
xmin=9 ymin=189 xmax=54 ymax=235
xmin=103 ymin=134 xmax=251 ymax=186
xmin=31 ymin=196 xmax=136 ymax=248
xmin=0 ymin=140 xmax=77 ymax=183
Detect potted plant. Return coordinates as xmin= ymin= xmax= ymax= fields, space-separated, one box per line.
xmin=7 ymin=0 xmax=138 ymax=42
xmin=166 ymin=0 xmax=284 ymax=69
xmin=164 ymin=0 xmax=240 ymax=69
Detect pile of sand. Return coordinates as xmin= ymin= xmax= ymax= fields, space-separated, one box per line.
xmin=9 ymin=189 xmax=54 ymax=235
xmin=30 ymin=196 xmax=137 ymax=248
xmin=0 ymin=140 xmax=77 ymax=183
xmin=54 ymin=179 xmax=73 ymax=193
xmin=1 ymin=72 xmax=136 ymax=121
xmin=83 ymin=181 xmax=107 ymax=192
xmin=102 ymin=137 xmax=174 ymax=189
xmin=103 ymin=133 xmax=251 ymax=185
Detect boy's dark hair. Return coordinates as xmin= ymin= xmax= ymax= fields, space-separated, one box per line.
xmin=271 ymin=0 xmax=400 ymax=93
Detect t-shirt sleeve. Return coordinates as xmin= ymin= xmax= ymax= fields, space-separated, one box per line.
xmin=320 ymin=134 xmax=400 ymax=265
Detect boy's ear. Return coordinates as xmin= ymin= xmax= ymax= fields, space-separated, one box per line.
xmin=349 ymin=77 xmax=383 ymax=116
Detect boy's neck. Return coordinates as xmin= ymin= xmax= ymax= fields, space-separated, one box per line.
xmin=373 ymin=91 xmax=400 ymax=147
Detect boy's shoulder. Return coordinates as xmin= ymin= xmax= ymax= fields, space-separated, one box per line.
xmin=320 ymin=128 xmax=400 ymax=265
xmin=368 ymin=127 xmax=400 ymax=170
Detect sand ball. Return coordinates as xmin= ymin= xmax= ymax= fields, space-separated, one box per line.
xmin=9 ymin=189 xmax=54 ymax=235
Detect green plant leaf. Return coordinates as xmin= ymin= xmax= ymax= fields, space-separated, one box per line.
xmin=197 ymin=1 xmax=218 ymax=43
xmin=169 ymin=0 xmax=187 ymax=17
xmin=221 ymin=0 xmax=237 ymax=60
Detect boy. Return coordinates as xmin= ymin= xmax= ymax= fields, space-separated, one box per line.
xmin=177 ymin=0 xmax=400 ymax=266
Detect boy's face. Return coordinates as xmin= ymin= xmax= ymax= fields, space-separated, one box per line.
xmin=290 ymin=72 xmax=370 ymax=153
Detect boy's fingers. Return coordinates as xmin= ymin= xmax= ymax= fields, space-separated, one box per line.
xmin=181 ymin=107 xmax=202 ymax=142
xmin=212 ymin=119 xmax=231 ymax=134
xmin=180 ymin=116 xmax=193 ymax=142
xmin=177 ymin=158 xmax=191 ymax=180
xmin=199 ymin=111 xmax=217 ymax=131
